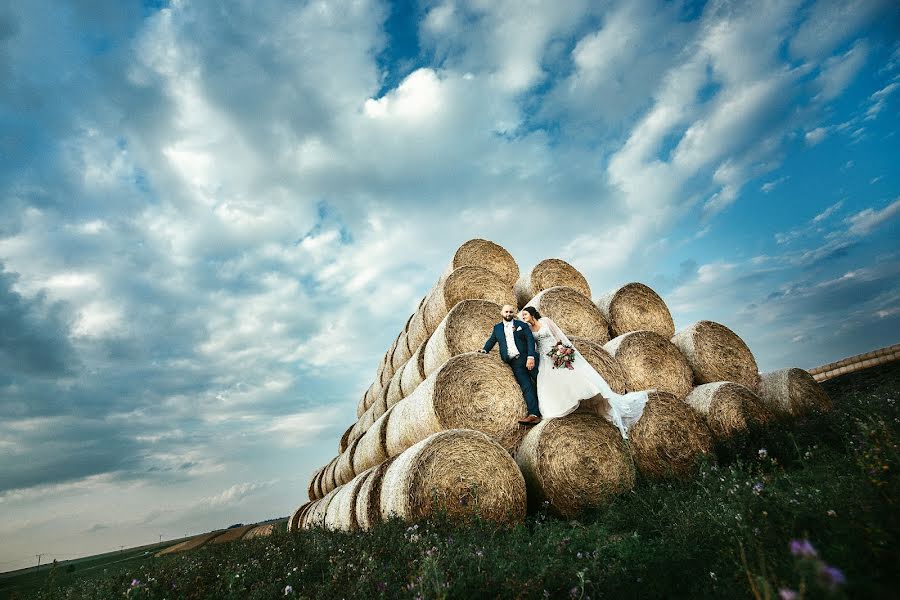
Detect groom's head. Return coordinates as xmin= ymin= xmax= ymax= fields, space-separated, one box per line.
xmin=501 ymin=304 xmax=517 ymax=321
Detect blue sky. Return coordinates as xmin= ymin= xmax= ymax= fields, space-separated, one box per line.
xmin=1 ymin=0 xmax=898 ymax=571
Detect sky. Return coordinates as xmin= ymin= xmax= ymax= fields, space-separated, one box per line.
xmin=1 ymin=0 xmax=899 ymax=571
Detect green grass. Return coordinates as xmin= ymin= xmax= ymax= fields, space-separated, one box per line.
xmin=8 ymin=362 xmax=900 ymax=599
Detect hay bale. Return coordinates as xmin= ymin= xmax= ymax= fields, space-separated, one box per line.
xmin=156 ymin=531 xmax=226 ymax=555
xmin=569 ymin=337 xmax=627 ymax=394
xmin=391 ymin=331 xmax=413 ymax=372
xmin=758 ymin=368 xmax=832 ymax=417
xmin=386 ymin=367 xmax=406 ymax=407
xmin=304 ymin=488 xmax=340 ymax=529
xmin=339 ymin=423 xmax=354 ymax=454
xmin=595 ymin=282 xmax=675 ymax=338
xmin=516 ymin=412 xmax=635 ymax=516
xmin=628 ymin=391 xmax=714 ymax=479
xmin=442 ymin=239 xmax=520 ymax=286
xmin=526 ymin=286 xmax=609 ymax=344
xmin=684 ymin=382 xmax=775 ymax=439
xmin=406 ymin=300 xmax=430 ymax=353
xmin=423 ymin=266 xmax=516 ymax=333
xmin=335 ymin=438 xmax=361 ymax=487
xmin=308 ymin=466 xmax=323 ymax=501
xmin=313 ymin=466 xmax=325 ymax=501
xmin=672 ymin=321 xmax=760 ymax=391
xmin=356 ymin=391 xmax=368 ymax=419
xmin=604 ymin=330 xmax=693 ymax=399
xmin=244 ymin=523 xmax=276 ymax=539
xmin=211 ymin=524 xmax=256 ymax=544
xmin=355 ymin=457 xmax=397 ymax=531
xmin=423 ymin=299 xmax=502 ymax=376
xmin=321 ymin=457 xmax=340 ymax=497
xmin=515 ymin=259 xmax=591 ymax=309
xmin=400 ymin=343 xmax=428 ymax=396
xmin=385 ymin=352 xmax=527 ymax=458
xmin=381 ymin=429 xmax=527 ymax=524
xmin=296 ymin=502 xmax=315 ymax=530
xmin=324 ymin=483 xmax=352 ymax=530
xmin=325 ymin=468 xmax=372 ymax=531
xmin=289 ymin=504 xmax=307 ymax=533
xmin=353 ymin=405 xmax=396 ymax=475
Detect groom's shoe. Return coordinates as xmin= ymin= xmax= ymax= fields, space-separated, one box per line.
xmin=518 ymin=414 xmax=541 ymax=425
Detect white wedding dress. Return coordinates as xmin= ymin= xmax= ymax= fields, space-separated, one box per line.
xmin=532 ymin=318 xmax=650 ymax=439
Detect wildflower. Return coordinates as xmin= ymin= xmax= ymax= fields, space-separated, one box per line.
xmin=778 ymin=588 xmax=797 ymax=600
xmin=283 ymin=585 xmax=293 ymax=595
xmin=758 ymin=448 xmax=768 ymax=459
xmin=818 ymin=565 xmax=846 ymax=589
xmin=789 ymin=539 xmax=817 ymax=558
xmin=752 ymin=482 xmax=764 ymax=494
xmin=131 ymin=579 xmax=141 ymax=587
xmin=709 ymin=571 xmax=717 ymax=580
xmin=474 ymin=549 xmax=484 ymax=558
xmin=569 ymin=586 xmax=580 ymax=598
xmin=577 ymin=552 xmax=583 ymax=559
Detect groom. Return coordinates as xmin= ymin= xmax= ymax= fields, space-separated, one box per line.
xmin=479 ymin=304 xmax=541 ymax=425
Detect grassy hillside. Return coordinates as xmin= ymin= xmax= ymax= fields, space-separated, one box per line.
xmin=8 ymin=362 xmax=899 ymax=599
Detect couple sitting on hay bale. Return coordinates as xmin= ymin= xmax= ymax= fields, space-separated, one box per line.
xmin=480 ymin=304 xmax=650 ymax=438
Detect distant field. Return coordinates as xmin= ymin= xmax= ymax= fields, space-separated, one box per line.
xmin=5 ymin=362 xmax=899 ymax=599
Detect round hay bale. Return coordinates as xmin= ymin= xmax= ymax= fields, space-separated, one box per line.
xmin=322 ymin=457 xmax=341 ymax=497
xmin=313 ymin=466 xmax=325 ymax=501
xmin=672 ymin=321 xmax=760 ymax=391
xmin=758 ymin=368 xmax=832 ymax=417
xmin=339 ymin=423 xmax=355 ymax=454
xmin=381 ymin=429 xmax=527 ymax=524
xmin=391 ymin=331 xmax=413 ymax=372
xmin=324 ymin=483 xmax=352 ymax=530
xmin=308 ymin=466 xmax=323 ymax=501
xmin=386 ymin=367 xmax=406 ymax=408
xmin=516 ymin=259 xmax=591 ymax=309
xmin=355 ymin=457 xmax=397 ymax=531
xmin=569 ymin=337 xmax=627 ymax=394
xmin=297 ymin=501 xmax=316 ymax=530
xmin=684 ymin=382 xmax=775 ymax=439
xmin=304 ymin=488 xmax=340 ymax=529
xmin=423 ymin=299 xmax=502 ymax=376
xmin=442 ymin=239 xmax=519 ymax=287
xmin=526 ymin=286 xmax=609 ymax=344
xmin=289 ymin=503 xmax=308 ymax=533
xmin=326 ymin=468 xmax=372 ymax=532
xmin=516 ymin=412 xmax=635 ymax=516
xmin=244 ymin=523 xmax=276 ymax=539
xmin=401 ymin=311 xmax=414 ymax=334
xmin=423 ymin=266 xmax=516 ymax=334
xmin=353 ymin=405 xmax=396 ymax=475
xmin=595 ymin=282 xmax=675 ymax=338
xmin=400 ymin=342 xmax=428 ymax=397
xmin=628 ymin=391 xmax=714 ymax=479
xmin=336 ymin=438 xmax=361 ymax=487
xmin=406 ymin=302 xmax=430 ymax=352
xmin=356 ymin=391 xmax=368 ymax=419
xmin=604 ymin=330 xmax=693 ymax=399
xmin=385 ymin=352 xmax=527 ymax=458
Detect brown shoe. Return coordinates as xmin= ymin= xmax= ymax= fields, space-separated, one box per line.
xmin=518 ymin=415 xmax=542 ymax=425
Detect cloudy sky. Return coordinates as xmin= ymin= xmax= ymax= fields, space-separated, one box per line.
xmin=1 ymin=0 xmax=898 ymax=571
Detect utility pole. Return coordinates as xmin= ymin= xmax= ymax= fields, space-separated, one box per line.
xmin=35 ymin=553 xmax=43 ymax=568
xmin=159 ymin=534 xmax=163 ymax=543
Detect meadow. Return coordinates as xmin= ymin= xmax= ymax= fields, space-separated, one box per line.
xmin=6 ymin=361 xmax=898 ymax=599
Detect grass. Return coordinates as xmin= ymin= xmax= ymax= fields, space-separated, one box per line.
xmin=7 ymin=362 xmax=899 ymax=599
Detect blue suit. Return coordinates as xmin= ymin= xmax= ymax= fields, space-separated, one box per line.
xmin=482 ymin=319 xmax=541 ymax=416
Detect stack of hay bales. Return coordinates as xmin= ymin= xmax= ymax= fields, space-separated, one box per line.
xmin=293 ymin=244 xmax=833 ymax=528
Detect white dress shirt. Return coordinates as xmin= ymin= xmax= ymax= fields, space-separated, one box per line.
xmin=503 ymin=320 xmax=519 ymax=359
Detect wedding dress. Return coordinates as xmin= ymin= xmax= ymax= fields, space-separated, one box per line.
xmin=532 ymin=318 xmax=650 ymax=438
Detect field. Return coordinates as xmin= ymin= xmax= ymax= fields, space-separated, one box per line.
xmin=4 ymin=361 xmax=898 ymax=599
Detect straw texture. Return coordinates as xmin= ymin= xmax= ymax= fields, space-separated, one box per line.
xmin=595 ymin=282 xmax=675 ymax=338
xmin=380 ymin=429 xmax=527 ymax=524
xmin=406 ymin=301 xmax=430 ymax=354
xmin=758 ymin=368 xmax=832 ymax=417
xmin=326 ymin=467 xmax=373 ymax=531
xmin=684 ymin=382 xmax=774 ymax=439
xmin=516 ymin=259 xmax=591 ymax=309
xmin=569 ymin=337 xmax=627 ymax=394
xmin=628 ymin=391 xmax=714 ymax=479
xmin=516 ymin=413 xmax=635 ymax=516
xmin=423 ymin=266 xmax=517 ymax=333
xmin=304 ymin=488 xmax=340 ymax=530
xmin=355 ymin=457 xmax=397 ymax=531
xmin=604 ymin=330 xmax=693 ymax=399
xmin=526 ymin=286 xmax=609 ymax=344
xmin=386 ymin=367 xmax=406 ymax=408
xmin=385 ymin=352 xmax=528 ymax=458
xmin=308 ymin=466 xmax=323 ymax=501
xmin=400 ymin=343 xmax=428 ymax=397
xmin=244 ymin=523 xmax=276 ymax=539
xmin=353 ymin=405 xmax=396 ymax=475
xmin=672 ymin=321 xmax=760 ymax=391
xmin=391 ymin=331 xmax=413 ymax=372
xmin=423 ymin=299 xmax=502 ymax=376
xmin=339 ymin=423 xmax=354 ymax=454
xmin=442 ymin=239 xmax=520 ymax=287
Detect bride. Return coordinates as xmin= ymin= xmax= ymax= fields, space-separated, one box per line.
xmin=520 ymin=306 xmax=650 ymax=439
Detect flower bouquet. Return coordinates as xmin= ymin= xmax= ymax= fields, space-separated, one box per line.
xmin=546 ymin=343 xmax=576 ymax=370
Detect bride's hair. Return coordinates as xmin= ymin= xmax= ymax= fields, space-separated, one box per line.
xmin=522 ymin=306 xmax=542 ymax=320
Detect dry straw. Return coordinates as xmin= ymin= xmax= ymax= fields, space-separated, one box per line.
xmin=516 ymin=413 xmax=635 ymax=517
xmin=385 ymin=352 xmax=528 ymax=458
xmin=386 ymin=366 xmax=406 ymax=407
xmin=684 ymin=382 xmax=774 ymax=439
xmin=355 ymin=457 xmax=397 ymax=531
xmin=296 ymin=501 xmax=315 ymax=530
xmin=604 ymin=330 xmax=693 ymax=399
xmin=595 ymin=282 xmax=675 ymax=338
xmin=336 ymin=438 xmax=361 ymax=487
xmin=516 ymin=259 xmax=591 ymax=309
xmin=380 ymin=429 xmax=527 ymax=524
xmin=391 ymin=331 xmax=413 ymax=372
xmin=339 ymin=423 xmax=354 ymax=454
xmin=312 ymin=467 xmax=324 ymax=501
xmin=526 ymin=286 xmax=609 ymax=344
xmin=289 ymin=504 xmax=308 ymax=533
xmin=569 ymin=336 xmax=627 ymax=394
xmin=406 ymin=306 xmax=430 ymax=355
xmin=356 ymin=391 xmax=368 ymax=419
xmin=210 ymin=524 xmax=256 ymax=545
xmin=156 ymin=531 xmax=225 ymax=556
xmin=308 ymin=466 xmax=323 ymax=501
xmin=304 ymin=488 xmax=340 ymax=530
xmin=628 ymin=391 xmax=714 ymax=480
xmin=442 ymin=239 xmax=520 ymax=287
xmin=672 ymin=321 xmax=760 ymax=391
xmin=244 ymin=523 xmax=276 ymax=539
xmin=758 ymin=368 xmax=832 ymax=417
xmin=326 ymin=468 xmax=373 ymax=531
xmin=400 ymin=343 xmax=428 ymax=396
xmin=423 ymin=300 xmax=502 ymax=376
xmin=353 ymin=405 xmax=396 ymax=475
xmin=423 ymin=266 xmax=517 ymax=333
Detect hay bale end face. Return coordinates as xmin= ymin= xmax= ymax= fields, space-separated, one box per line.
xmin=569 ymin=337 xmax=627 ymax=395
xmin=423 ymin=266 xmax=517 ymax=333
xmin=603 ymin=330 xmax=693 ymax=399
xmin=672 ymin=321 xmax=760 ymax=391
xmin=424 ymin=299 xmax=502 ymax=376
xmin=444 ymin=239 xmax=519 ymax=286
xmin=526 ymin=286 xmax=609 ymax=344
xmin=628 ymin=391 xmax=714 ymax=480
xmin=386 ymin=352 xmax=527 ymax=457
xmin=758 ymin=368 xmax=832 ymax=417
xmin=244 ymin=523 xmax=276 ymax=540
xmin=380 ymin=429 xmax=527 ymax=524
xmin=684 ymin=382 xmax=774 ymax=439
xmin=355 ymin=457 xmax=397 ymax=531
xmin=353 ymin=405 xmax=395 ymax=475
xmin=595 ymin=282 xmax=675 ymax=339
xmin=516 ymin=413 xmax=635 ymax=517
xmin=516 ymin=259 xmax=591 ymax=309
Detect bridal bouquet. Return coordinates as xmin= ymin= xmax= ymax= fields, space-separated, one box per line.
xmin=547 ymin=343 xmax=576 ymax=370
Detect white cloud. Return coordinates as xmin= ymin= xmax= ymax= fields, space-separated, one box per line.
xmin=790 ymin=0 xmax=893 ymax=60
xmin=761 ymin=176 xmax=789 ymax=193
xmin=865 ymin=82 xmax=898 ymax=119
xmin=814 ymin=40 xmax=869 ymax=101
xmin=805 ymin=127 xmax=829 ymax=146
xmin=845 ymin=198 xmax=900 ymax=236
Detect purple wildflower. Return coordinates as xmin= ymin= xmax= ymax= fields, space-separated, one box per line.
xmin=778 ymin=588 xmax=797 ymax=600
xmin=753 ymin=482 xmax=764 ymax=493
xmin=283 ymin=585 xmax=293 ymax=595
xmin=819 ymin=564 xmax=846 ymax=589
xmin=130 ymin=579 xmax=141 ymax=587
xmin=789 ymin=539 xmax=817 ymax=558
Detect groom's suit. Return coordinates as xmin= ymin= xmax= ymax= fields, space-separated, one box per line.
xmin=482 ymin=319 xmax=541 ymax=417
